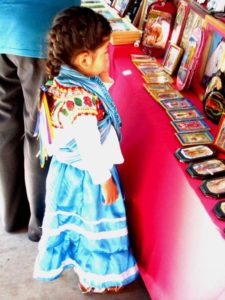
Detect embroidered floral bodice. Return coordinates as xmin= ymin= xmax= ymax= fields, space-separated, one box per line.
xmin=48 ymin=81 xmax=106 ymax=128
xmin=46 ymin=80 xmax=124 ymax=185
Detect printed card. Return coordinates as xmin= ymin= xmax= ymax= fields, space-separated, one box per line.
xmin=176 ymin=131 xmax=214 ymax=145
xmin=171 ymin=119 xmax=210 ymax=132
xmin=160 ymin=98 xmax=193 ymax=110
xmin=167 ymin=108 xmax=204 ymax=121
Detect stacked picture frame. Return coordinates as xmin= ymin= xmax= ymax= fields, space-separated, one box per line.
xmin=82 ymin=0 xmax=142 ymax=45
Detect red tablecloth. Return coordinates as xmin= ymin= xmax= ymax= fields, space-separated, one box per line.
xmin=109 ymin=44 xmax=225 ymax=300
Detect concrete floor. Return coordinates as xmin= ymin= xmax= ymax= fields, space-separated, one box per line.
xmin=0 ymin=225 xmax=151 ymax=300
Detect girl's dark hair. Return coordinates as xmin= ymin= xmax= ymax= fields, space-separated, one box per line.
xmin=46 ymin=6 xmax=112 ymax=78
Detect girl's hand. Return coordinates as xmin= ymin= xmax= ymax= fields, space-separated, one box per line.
xmin=101 ymin=177 xmax=118 ymax=205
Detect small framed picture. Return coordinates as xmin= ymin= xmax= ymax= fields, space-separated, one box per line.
xmin=110 ymin=18 xmax=132 ymax=31
xmin=113 ymin=0 xmax=132 ymax=17
xmin=171 ymin=119 xmax=210 ymax=132
xmin=176 ymin=27 xmax=204 ymax=91
xmin=138 ymin=66 xmax=166 ymax=76
xmin=202 ymin=17 xmax=225 ymax=88
xmin=131 ymin=54 xmax=156 ymax=62
xmin=94 ymin=8 xmax=119 ymax=20
xmin=187 ymin=158 xmax=225 ymax=179
xmin=82 ymin=1 xmax=106 ymax=9
xmin=200 ymin=177 xmax=225 ymax=199
xmin=143 ymin=82 xmax=174 ymax=93
xmin=175 ymin=145 xmax=216 ymax=162
xmin=213 ymin=114 xmax=225 ymax=152
xmin=163 ymin=43 xmax=184 ymax=75
xmin=133 ymin=61 xmax=160 ymax=68
xmin=143 ymin=74 xmax=173 ymax=84
xmin=167 ymin=108 xmax=204 ymax=121
xmin=160 ymin=98 xmax=193 ymax=110
xmin=175 ymin=131 xmax=214 ymax=146
xmin=141 ymin=9 xmax=174 ymax=55
xmin=170 ymin=1 xmax=189 ymax=45
xmin=213 ymin=201 xmax=225 ymax=221
xmin=151 ymin=90 xmax=183 ymax=102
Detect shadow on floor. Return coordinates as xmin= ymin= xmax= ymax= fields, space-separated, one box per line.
xmin=0 ymin=225 xmax=151 ymax=300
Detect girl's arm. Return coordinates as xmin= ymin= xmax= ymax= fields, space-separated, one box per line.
xmin=74 ymin=115 xmax=119 ymax=204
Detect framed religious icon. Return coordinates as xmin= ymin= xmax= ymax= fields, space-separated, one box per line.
xmin=213 ymin=201 xmax=225 ymax=221
xmin=170 ymin=0 xmax=189 ymax=45
xmin=163 ymin=43 xmax=184 ymax=75
xmin=200 ymin=176 xmax=225 ymax=199
xmin=167 ymin=107 xmax=204 ymax=121
xmin=113 ymin=0 xmax=132 ymax=17
xmin=137 ymin=65 xmax=166 ymax=76
xmin=213 ymin=114 xmax=225 ymax=152
xmin=143 ymin=73 xmax=173 ymax=84
xmin=143 ymin=82 xmax=174 ymax=93
xmin=151 ymin=90 xmax=183 ymax=102
xmin=186 ymin=158 xmax=225 ymax=179
xmin=171 ymin=119 xmax=210 ymax=133
xmin=140 ymin=8 xmax=175 ymax=57
xmin=140 ymin=0 xmax=176 ymax=56
xmin=202 ymin=28 xmax=225 ymax=88
xmin=175 ymin=131 xmax=214 ymax=146
xmin=160 ymin=98 xmax=193 ymax=110
xmin=131 ymin=54 xmax=157 ymax=62
xmin=133 ymin=60 xmax=161 ymax=69
xmin=176 ymin=27 xmax=204 ymax=91
xmin=175 ymin=144 xmax=217 ymax=162
xmin=180 ymin=8 xmax=204 ymax=50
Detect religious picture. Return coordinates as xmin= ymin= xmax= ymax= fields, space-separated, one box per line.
xmin=141 ymin=10 xmax=172 ymax=49
xmin=213 ymin=114 xmax=225 ymax=152
xmin=171 ymin=119 xmax=210 ymax=132
xmin=176 ymin=131 xmax=214 ymax=145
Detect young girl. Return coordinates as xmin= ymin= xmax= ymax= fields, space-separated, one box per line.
xmin=33 ymin=6 xmax=139 ymax=293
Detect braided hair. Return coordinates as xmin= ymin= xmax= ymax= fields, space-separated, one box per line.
xmin=46 ymin=6 xmax=112 ymax=78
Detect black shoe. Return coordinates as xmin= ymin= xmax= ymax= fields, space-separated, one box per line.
xmin=28 ymin=226 xmax=42 ymax=242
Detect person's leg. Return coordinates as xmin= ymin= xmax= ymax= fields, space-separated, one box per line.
xmin=15 ymin=55 xmax=49 ymax=241
xmin=0 ymin=54 xmax=29 ymax=232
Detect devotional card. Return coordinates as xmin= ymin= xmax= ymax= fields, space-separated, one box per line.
xmin=175 ymin=131 xmax=214 ymax=145
xmin=200 ymin=177 xmax=225 ymax=199
xmin=160 ymin=98 xmax=193 ymax=110
xmin=175 ymin=144 xmax=216 ymax=162
xmin=171 ymin=119 xmax=210 ymax=132
xmin=163 ymin=43 xmax=184 ymax=75
xmin=143 ymin=74 xmax=173 ymax=84
xmin=167 ymin=108 xmax=204 ymax=121
xmin=213 ymin=114 xmax=225 ymax=152
xmin=187 ymin=158 xmax=225 ymax=179
xmin=150 ymin=90 xmax=183 ymax=102
xmin=143 ymin=83 xmax=174 ymax=93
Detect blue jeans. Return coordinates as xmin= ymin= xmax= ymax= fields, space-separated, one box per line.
xmin=0 ymin=54 xmax=48 ymax=232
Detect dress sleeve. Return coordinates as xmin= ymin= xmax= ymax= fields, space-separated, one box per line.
xmin=73 ymin=115 xmax=112 ymax=185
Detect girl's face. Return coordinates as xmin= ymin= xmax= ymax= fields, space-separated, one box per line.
xmin=88 ymin=39 xmax=110 ymax=77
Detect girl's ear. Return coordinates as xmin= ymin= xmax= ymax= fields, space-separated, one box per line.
xmin=72 ymin=52 xmax=92 ymax=71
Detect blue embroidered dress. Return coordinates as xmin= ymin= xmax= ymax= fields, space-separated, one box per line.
xmin=33 ymin=66 xmax=139 ymax=289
